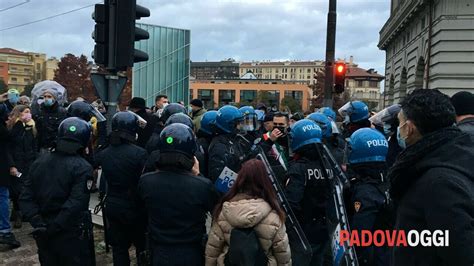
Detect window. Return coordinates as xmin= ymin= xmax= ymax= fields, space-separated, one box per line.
xmin=24 ymin=78 xmax=30 ymax=83
xmin=218 ymin=90 xmax=235 ymax=107
xmin=36 ymin=63 xmax=41 ymax=70
xmin=266 ymin=90 xmax=280 ymax=107
xmin=198 ymin=89 xmax=214 ymax=109
xmin=307 ymin=69 xmax=311 ymax=73
xmin=357 ymin=80 xmax=364 ymax=87
xmin=190 ymin=89 xmax=193 ymax=101
xmin=369 ymin=81 xmax=378 ymax=87
xmin=240 ymin=90 xmax=257 ymax=104
xmin=307 ymin=75 xmax=311 ymax=79
xmin=11 ymin=77 xmax=17 ymax=82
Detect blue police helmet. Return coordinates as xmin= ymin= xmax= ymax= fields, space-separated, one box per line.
xmin=215 ymin=105 xmax=244 ymax=134
xmin=289 ymin=119 xmax=322 ymax=152
xmin=319 ymin=107 xmax=337 ymax=121
xmin=57 ymin=117 xmax=92 ymax=148
xmin=349 ymin=128 xmax=388 ymax=164
xmin=159 ymin=123 xmax=197 ymax=158
xmin=112 ymin=111 xmax=139 ymax=135
xmin=255 ymin=110 xmax=265 ymax=121
xmin=165 ymin=113 xmax=194 ymax=131
xmin=199 ymin=110 xmax=218 ymax=136
xmin=239 ymin=106 xmax=256 ymax=117
xmin=350 ymin=101 xmax=369 ymax=122
xmin=306 ymin=112 xmax=332 ymax=138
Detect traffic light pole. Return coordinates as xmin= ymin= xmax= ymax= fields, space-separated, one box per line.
xmin=323 ymin=0 xmax=337 ymax=108
xmin=91 ymin=71 xmax=127 ymax=132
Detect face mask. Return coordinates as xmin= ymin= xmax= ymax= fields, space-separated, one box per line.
xmin=162 ymin=103 xmax=169 ymax=109
xmin=8 ymin=94 xmax=19 ymax=104
xmin=21 ymin=113 xmax=32 ymax=122
xmin=383 ymin=124 xmax=392 ymax=135
xmin=275 ymin=126 xmax=287 ymax=136
xmin=397 ymin=124 xmax=407 ymax=149
xmin=44 ymin=98 xmax=55 ymax=107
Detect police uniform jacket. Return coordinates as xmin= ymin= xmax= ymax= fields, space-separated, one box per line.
xmin=285 ymin=155 xmax=330 ymax=244
xmin=138 ymin=167 xmax=219 ymax=246
xmin=19 ymin=151 xmax=92 ymax=234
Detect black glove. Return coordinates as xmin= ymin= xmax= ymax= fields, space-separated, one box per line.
xmin=31 ymin=227 xmax=48 ymax=241
xmin=30 ymin=215 xmax=47 ymax=229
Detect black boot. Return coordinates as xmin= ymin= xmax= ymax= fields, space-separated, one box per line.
xmin=10 ymin=208 xmax=17 ymax=222
xmin=0 ymin=232 xmax=21 ymax=249
xmin=13 ymin=211 xmax=22 ymax=229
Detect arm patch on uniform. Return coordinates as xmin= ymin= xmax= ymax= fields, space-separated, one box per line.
xmin=354 ymin=201 xmax=361 ymax=212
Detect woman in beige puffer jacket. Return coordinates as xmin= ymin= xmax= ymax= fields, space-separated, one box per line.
xmin=205 ymin=159 xmax=291 ymax=266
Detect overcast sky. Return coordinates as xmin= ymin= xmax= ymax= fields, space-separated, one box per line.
xmin=0 ymin=0 xmax=390 ymax=74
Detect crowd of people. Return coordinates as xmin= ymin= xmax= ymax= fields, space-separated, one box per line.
xmin=0 ymin=81 xmax=473 ymax=266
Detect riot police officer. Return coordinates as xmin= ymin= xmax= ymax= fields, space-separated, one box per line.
xmin=307 ymin=112 xmax=344 ymax=166
xmin=347 ymin=128 xmax=390 ymax=266
xmin=196 ymin=110 xmax=218 ymax=178
xmin=338 ymin=101 xmax=371 ymax=138
xmin=369 ymin=104 xmax=403 ymax=168
xmin=238 ymin=106 xmax=261 ymax=144
xmin=143 ymin=112 xmax=197 ymax=174
xmin=95 ymin=112 xmax=148 ymax=266
xmin=285 ymin=119 xmax=330 ymax=266
xmin=146 ymin=103 xmax=187 ymax=154
xmin=138 ymin=123 xmax=218 ymax=266
xmin=208 ymin=105 xmax=245 ymax=192
xmin=20 ymin=117 xmax=94 ymax=266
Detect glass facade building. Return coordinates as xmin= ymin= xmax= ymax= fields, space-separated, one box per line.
xmin=132 ymin=23 xmax=190 ymax=107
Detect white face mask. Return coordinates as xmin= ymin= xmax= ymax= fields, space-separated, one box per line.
xmin=162 ymin=103 xmax=169 ymax=109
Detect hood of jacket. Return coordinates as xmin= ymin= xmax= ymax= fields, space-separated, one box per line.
xmin=221 ymin=194 xmax=272 ymax=228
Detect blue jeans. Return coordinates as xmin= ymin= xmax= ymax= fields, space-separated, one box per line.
xmin=0 ymin=186 xmax=11 ymax=233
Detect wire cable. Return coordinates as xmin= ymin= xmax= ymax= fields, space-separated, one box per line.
xmin=0 ymin=0 xmax=30 ymax=13
xmin=0 ymin=2 xmax=98 ymax=32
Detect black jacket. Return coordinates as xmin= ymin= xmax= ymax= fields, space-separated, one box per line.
xmin=145 ymin=122 xmax=164 ymax=154
xmin=285 ymin=155 xmax=330 ymax=244
xmin=349 ymin=165 xmax=389 ymax=266
xmin=19 ymin=151 xmax=92 ymax=234
xmin=389 ymin=128 xmax=474 ymax=266
xmin=138 ymin=168 xmax=219 ymax=245
xmin=208 ymin=133 xmax=245 ymax=182
xmin=95 ymin=142 xmax=147 ymax=210
xmin=8 ymin=121 xmax=37 ymax=174
xmin=0 ymin=119 xmax=10 ymax=187
xmin=135 ymin=109 xmax=157 ymax=149
xmin=196 ymin=136 xmax=211 ymax=178
xmin=34 ymin=103 xmax=67 ymax=150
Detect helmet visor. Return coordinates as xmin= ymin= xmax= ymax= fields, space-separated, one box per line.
xmin=369 ymin=104 xmax=401 ymax=126
xmin=241 ymin=115 xmax=257 ymax=132
xmin=91 ymin=106 xmax=107 ymax=122
xmin=127 ymin=111 xmax=147 ymax=128
xmin=338 ymin=102 xmax=353 ymax=117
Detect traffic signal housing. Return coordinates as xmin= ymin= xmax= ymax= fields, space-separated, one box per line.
xmin=334 ymin=62 xmax=347 ymax=94
xmin=114 ymin=0 xmax=150 ymax=70
xmin=91 ymin=0 xmax=150 ymax=70
xmin=91 ymin=3 xmax=109 ymax=66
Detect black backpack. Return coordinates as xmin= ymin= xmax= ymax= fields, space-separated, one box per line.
xmin=224 ymin=228 xmax=268 ymax=266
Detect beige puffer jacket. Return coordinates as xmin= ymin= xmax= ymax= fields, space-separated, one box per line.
xmin=205 ymin=194 xmax=291 ymax=266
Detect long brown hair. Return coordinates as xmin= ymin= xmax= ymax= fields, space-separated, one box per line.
xmin=213 ymin=159 xmax=286 ymax=222
xmin=7 ymin=105 xmax=30 ymax=130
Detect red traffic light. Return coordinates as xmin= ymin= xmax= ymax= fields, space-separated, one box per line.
xmin=336 ymin=63 xmax=346 ymax=74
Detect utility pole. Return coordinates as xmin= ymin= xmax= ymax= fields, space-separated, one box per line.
xmin=323 ymin=0 xmax=337 ymax=108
